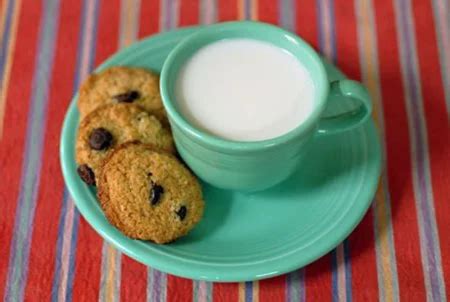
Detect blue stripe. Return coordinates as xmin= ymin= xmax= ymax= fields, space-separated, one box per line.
xmin=316 ymin=0 xmax=325 ymax=58
xmin=344 ymin=240 xmax=352 ymax=301
xmin=245 ymin=282 xmax=253 ymax=302
xmin=331 ymin=249 xmax=338 ymax=302
xmin=286 ymin=269 xmax=305 ymax=302
xmin=244 ymin=0 xmax=251 ymax=20
xmin=4 ymin=0 xmax=61 ymax=301
xmin=51 ymin=191 xmax=69 ymax=302
xmin=87 ymin=0 xmax=100 ymax=77
xmin=279 ymin=0 xmax=296 ymax=31
xmin=164 ymin=0 xmax=175 ymax=31
xmin=0 ymin=0 xmax=14 ymax=84
xmin=328 ymin=0 xmax=337 ymax=62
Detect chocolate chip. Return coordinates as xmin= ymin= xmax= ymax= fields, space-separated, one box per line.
xmin=113 ymin=90 xmax=140 ymax=103
xmin=150 ymin=183 xmax=164 ymax=205
xmin=89 ymin=128 xmax=113 ymax=150
xmin=176 ymin=206 xmax=187 ymax=220
xmin=77 ymin=164 xmax=96 ymax=185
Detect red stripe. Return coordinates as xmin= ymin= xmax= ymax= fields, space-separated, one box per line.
xmin=412 ymin=0 xmax=450 ymax=290
xmin=304 ymin=256 xmax=332 ymax=301
xmin=258 ymin=0 xmax=278 ymax=25
xmin=217 ymin=0 xmax=238 ymax=21
xmin=120 ymin=255 xmax=147 ymax=302
xmin=72 ymin=1 xmax=120 ymax=300
xmin=334 ymin=0 xmax=361 ymax=80
xmin=138 ymin=0 xmax=160 ymax=37
xmin=212 ymin=283 xmax=239 ymax=302
xmin=22 ymin=0 xmax=81 ymax=300
xmin=295 ymin=0 xmax=318 ymax=49
xmin=166 ymin=275 xmax=193 ymax=302
xmin=179 ymin=0 xmax=199 ymax=26
xmin=0 ymin=0 xmax=41 ymax=298
xmin=259 ymin=275 xmax=286 ymax=302
xmin=334 ymin=1 xmax=379 ymax=299
xmin=71 ymin=219 xmax=103 ymax=301
xmin=373 ymin=1 xmax=426 ymax=300
xmin=94 ymin=0 xmax=120 ymax=67
xmin=348 ymin=214 xmax=379 ymax=301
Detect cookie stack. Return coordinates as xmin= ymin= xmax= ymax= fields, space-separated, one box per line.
xmin=75 ymin=66 xmax=204 ymax=244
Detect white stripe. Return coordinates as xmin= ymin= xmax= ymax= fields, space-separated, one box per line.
xmin=159 ymin=0 xmax=166 ymax=32
xmin=146 ymin=267 xmax=152 ymax=302
xmin=114 ymin=249 xmax=121 ymax=302
xmin=57 ymin=198 xmax=75 ymax=302
xmin=197 ymin=281 xmax=208 ymax=302
xmin=98 ymin=244 xmax=121 ymax=302
xmin=133 ymin=0 xmax=142 ymax=40
xmin=336 ymin=244 xmax=347 ymax=302
xmin=320 ymin=0 xmax=334 ymax=59
xmin=200 ymin=0 xmax=216 ymax=25
xmin=80 ymin=0 xmax=96 ymax=81
xmin=172 ymin=0 xmax=180 ymax=30
xmin=98 ymin=243 xmax=109 ymax=302
xmin=160 ymin=273 xmax=167 ymax=302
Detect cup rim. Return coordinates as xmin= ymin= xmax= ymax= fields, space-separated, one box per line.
xmin=160 ymin=21 xmax=329 ymax=152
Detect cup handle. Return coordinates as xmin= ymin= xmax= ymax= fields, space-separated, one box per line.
xmin=316 ymin=79 xmax=372 ymax=136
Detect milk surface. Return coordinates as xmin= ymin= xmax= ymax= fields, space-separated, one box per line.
xmin=175 ymin=38 xmax=315 ymax=141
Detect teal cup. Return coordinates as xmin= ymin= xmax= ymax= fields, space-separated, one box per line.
xmin=160 ymin=21 xmax=372 ymax=191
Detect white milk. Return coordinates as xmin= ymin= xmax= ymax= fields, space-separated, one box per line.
xmin=175 ymin=38 xmax=315 ymax=141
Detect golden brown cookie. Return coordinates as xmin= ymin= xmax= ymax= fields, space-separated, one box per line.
xmin=98 ymin=143 xmax=204 ymax=244
xmin=75 ymin=103 xmax=175 ymax=185
xmin=77 ymin=66 xmax=168 ymax=125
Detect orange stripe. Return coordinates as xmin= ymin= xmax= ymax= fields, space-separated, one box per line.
xmin=238 ymin=0 xmax=244 ymax=20
xmin=253 ymin=281 xmax=259 ymax=302
xmin=106 ymin=245 xmax=117 ymax=302
xmin=0 ymin=0 xmax=21 ymax=138
xmin=0 ymin=0 xmax=9 ymax=46
xmin=251 ymin=0 xmax=258 ymax=20
xmin=238 ymin=282 xmax=245 ymax=302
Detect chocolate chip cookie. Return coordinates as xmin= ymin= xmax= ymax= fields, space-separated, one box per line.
xmin=98 ymin=142 xmax=204 ymax=243
xmin=75 ymin=103 xmax=175 ymax=185
xmin=77 ymin=66 xmax=168 ymax=125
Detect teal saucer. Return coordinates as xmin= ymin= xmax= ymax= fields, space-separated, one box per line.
xmin=60 ymin=26 xmax=381 ymax=282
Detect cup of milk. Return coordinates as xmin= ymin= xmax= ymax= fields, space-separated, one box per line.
xmin=160 ymin=21 xmax=372 ymax=191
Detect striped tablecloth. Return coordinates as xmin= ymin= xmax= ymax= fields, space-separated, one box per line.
xmin=1 ymin=0 xmax=449 ymax=301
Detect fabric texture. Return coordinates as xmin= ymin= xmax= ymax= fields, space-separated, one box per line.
xmin=0 ymin=0 xmax=449 ymax=301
